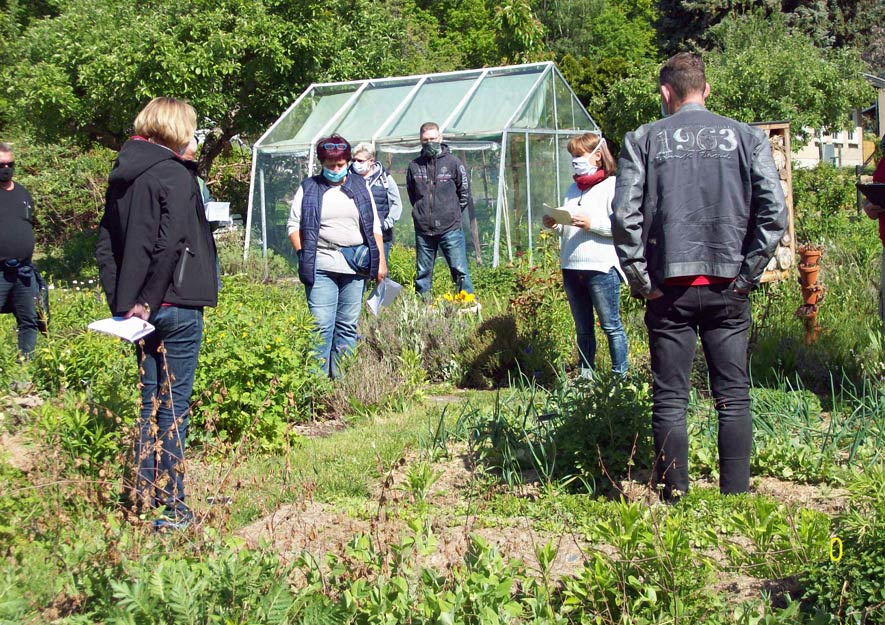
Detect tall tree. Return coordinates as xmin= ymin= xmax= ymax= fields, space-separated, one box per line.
xmin=0 ymin=0 xmax=467 ymax=175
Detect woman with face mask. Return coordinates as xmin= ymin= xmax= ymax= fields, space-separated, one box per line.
xmin=287 ymin=135 xmax=388 ymax=378
xmin=349 ymin=142 xmax=402 ymax=264
xmin=542 ymin=132 xmax=628 ymax=379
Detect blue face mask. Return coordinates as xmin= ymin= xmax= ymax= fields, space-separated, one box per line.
xmin=323 ymin=167 xmax=347 ymax=183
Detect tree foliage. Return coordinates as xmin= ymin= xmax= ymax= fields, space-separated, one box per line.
xmin=0 ymin=0 xmax=491 ymax=175
xmin=657 ymin=0 xmax=885 ymax=71
xmin=705 ymin=13 xmax=875 ymax=144
xmin=602 ymin=12 xmax=874 ymax=146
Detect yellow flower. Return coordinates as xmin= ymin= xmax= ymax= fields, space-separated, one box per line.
xmin=443 ymin=293 xmax=454 ymax=301
xmin=463 ymin=293 xmax=475 ymax=303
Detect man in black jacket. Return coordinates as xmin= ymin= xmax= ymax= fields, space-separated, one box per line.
xmin=406 ymin=122 xmax=475 ymax=298
xmin=612 ymin=53 xmax=787 ymax=500
xmin=0 ymin=142 xmax=39 ymax=358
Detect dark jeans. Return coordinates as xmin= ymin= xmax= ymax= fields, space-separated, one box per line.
xmin=0 ymin=266 xmax=39 ymax=357
xmin=415 ymin=228 xmax=474 ymax=296
xmin=645 ymin=283 xmax=752 ymax=499
xmin=133 ymin=305 xmax=203 ymax=518
xmin=562 ymin=267 xmax=629 ymax=375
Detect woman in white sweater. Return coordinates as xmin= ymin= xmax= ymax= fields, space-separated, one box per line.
xmin=542 ymin=133 xmax=628 ymax=378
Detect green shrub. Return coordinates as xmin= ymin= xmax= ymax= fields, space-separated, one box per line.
xmin=562 ymin=500 xmax=719 ymax=623
xmin=101 ymin=539 xmax=300 ymax=624
xmin=192 ymin=279 xmax=331 ymax=449
xmin=800 ymin=466 xmax=885 ymax=622
xmin=792 ymin=163 xmax=865 ymax=247
xmin=459 ymin=263 xmax=574 ymax=388
xmin=35 ymin=393 xmax=123 ymax=485
xmin=31 ymin=320 xmax=138 ymax=417
xmin=329 ymin=343 xmax=426 ymax=418
xmin=552 ymin=372 xmax=654 ymax=491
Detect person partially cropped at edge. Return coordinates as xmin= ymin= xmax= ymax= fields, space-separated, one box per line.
xmin=611 ymin=53 xmax=787 ymax=501
xmin=288 ymin=135 xmax=387 ymax=378
xmin=406 ymin=122 xmax=475 ymax=299
xmin=97 ymin=97 xmax=218 ymax=530
xmin=862 ymin=135 xmax=885 ymax=327
xmin=542 ymin=132 xmax=628 ymax=379
xmin=0 ymin=142 xmax=40 ymax=359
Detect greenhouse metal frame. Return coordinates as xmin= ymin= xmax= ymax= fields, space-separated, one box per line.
xmin=246 ymin=61 xmax=600 ymax=266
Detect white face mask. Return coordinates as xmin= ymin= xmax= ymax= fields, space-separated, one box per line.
xmin=572 ymin=156 xmax=595 ymax=176
xmin=352 ymin=159 xmax=371 ymax=175
xmin=572 ymin=138 xmax=605 ymax=176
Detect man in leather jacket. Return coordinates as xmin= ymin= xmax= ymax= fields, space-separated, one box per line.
xmin=612 ymin=53 xmax=787 ymax=501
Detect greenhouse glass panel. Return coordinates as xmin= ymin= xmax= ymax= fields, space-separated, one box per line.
xmin=571 ymin=94 xmax=597 ymax=131
xmin=447 ymin=69 xmax=545 ymax=136
xmin=331 ymin=80 xmax=418 ymax=142
xmin=527 ymin=134 xmax=560 ymax=258
xmin=512 ymin=71 xmax=555 ymax=129
xmin=271 ymin=86 xmax=358 ymax=148
xmin=501 ymin=134 xmax=529 ymax=262
xmin=554 ymin=72 xmax=581 ymax=131
xmin=385 ymin=73 xmax=481 ymax=140
xmin=556 ymin=136 xmax=576 ymax=202
xmin=248 ymin=150 xmax=308 ymax=262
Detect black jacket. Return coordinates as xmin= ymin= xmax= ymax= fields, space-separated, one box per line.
xmin=97 ymin=139 xmax=218 ymax=316
xmin=611 ymin=103 xmax=787 ymax=295
xmin=406 ymin=144 xmax=471 ymax=236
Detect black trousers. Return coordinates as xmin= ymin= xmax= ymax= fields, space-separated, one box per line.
xmin=645 ymin=283 xmax=752 ymax=499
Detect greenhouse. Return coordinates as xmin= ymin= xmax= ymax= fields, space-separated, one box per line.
xmin=245 ymin=61 xmax=600 ymax=266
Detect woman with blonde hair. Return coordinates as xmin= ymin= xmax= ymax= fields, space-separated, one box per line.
xmin=97 ymin=97 xmax=218 ymax=530
xmin=542 ymin=132 xmax=628 ymax=378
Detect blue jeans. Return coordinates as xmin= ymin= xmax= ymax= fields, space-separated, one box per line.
xmin=0 ymin=266 xmax=39 ymax=357
xmin=133 ymin=305 xmax=203 ymax=519
xmin=305 ymin=270 xmax=365 ymax=378
xmin=562 ymin=267 xmax=629 ymax=375
xmin=414 ymin=228 xmax=474 ymax=296
xmin=645 ymin=283 xmax=752 ymax=499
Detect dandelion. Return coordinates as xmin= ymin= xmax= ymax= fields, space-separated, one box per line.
xmin=443 ymin=293 xmax=453 ymax=302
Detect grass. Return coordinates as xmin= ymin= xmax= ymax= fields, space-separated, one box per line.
xmin=188 ymin=388 xmax=496 ymax=527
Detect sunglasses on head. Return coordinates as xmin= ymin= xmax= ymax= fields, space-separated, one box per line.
xmin=321 ymin=143 xmax=348 ymax=151
xmin=0 ymin=161 xmax=14 ymax=168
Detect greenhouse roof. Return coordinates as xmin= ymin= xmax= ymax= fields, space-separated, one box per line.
xmin=255 ymin=61 xmax=598 ymax=154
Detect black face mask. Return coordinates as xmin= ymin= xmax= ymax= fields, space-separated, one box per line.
xmin=0 ymin=167 xmax=12 ymax=183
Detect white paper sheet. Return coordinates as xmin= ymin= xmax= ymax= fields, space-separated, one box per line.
xmin=543 ymin=202 xmax=573 ymax=226
xmin=366 ymin=278 xmax=403 ymax=316
xmin=205 ymin=201 xmax=230 ymax=222
xmin=88 ymin=317 xmax=155 ymax=342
